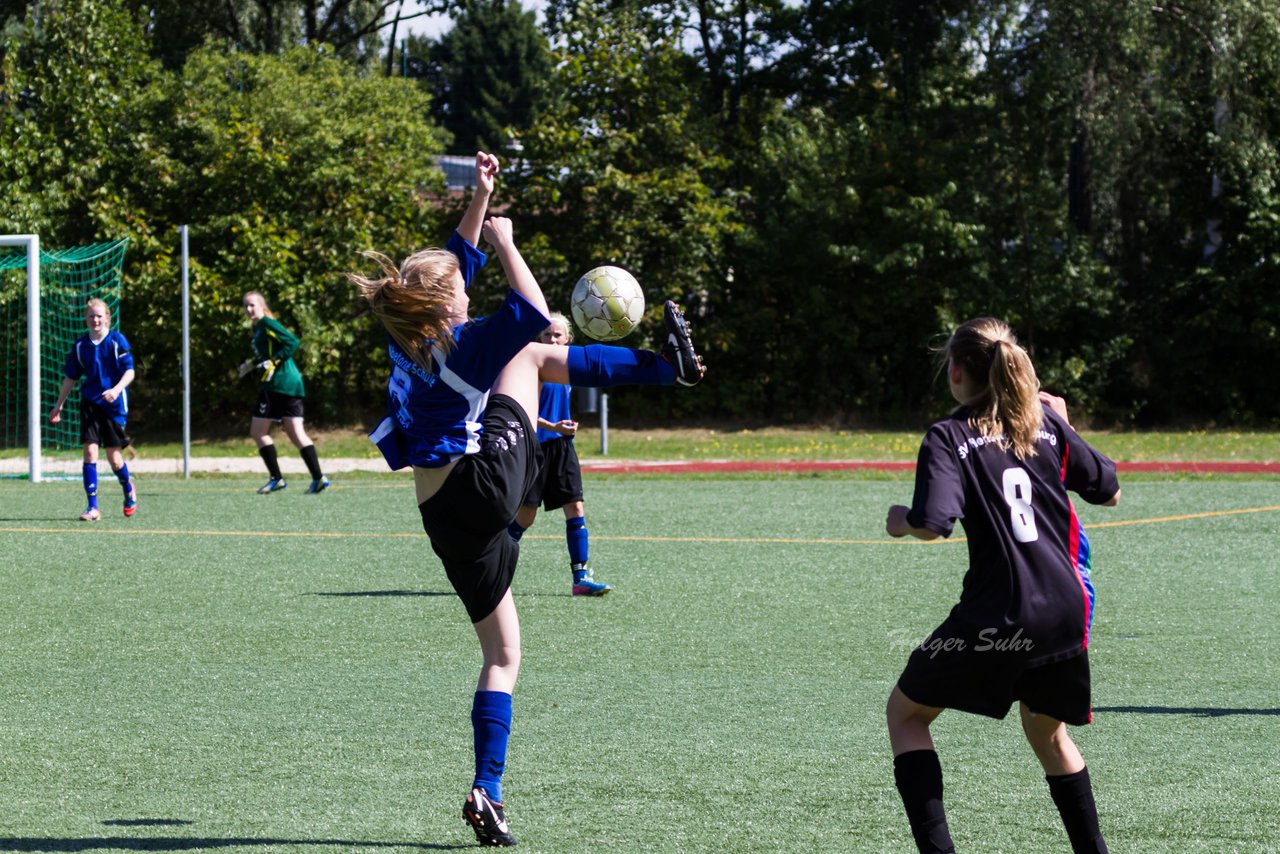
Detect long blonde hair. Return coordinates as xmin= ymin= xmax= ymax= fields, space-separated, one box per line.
xmin=242 ymin=290 xmax=275 ymax=318
xmin=946 ymin=317 xmax=1043 ymax=459
xmin=346 ymin=248 xmax=461 ymax=373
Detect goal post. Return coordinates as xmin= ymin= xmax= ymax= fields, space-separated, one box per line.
xmin=0 ymin=235 xmax=41 ymax=482
xmin=1 ymin=236 xmax=128 ymax=484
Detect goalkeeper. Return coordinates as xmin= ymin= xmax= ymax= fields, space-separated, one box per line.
xmin=239 ymin=291 xmax=329 ymax=494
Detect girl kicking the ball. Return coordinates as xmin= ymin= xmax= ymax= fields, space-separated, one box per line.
xmin=347 ymin=151 xmax=702 ymax=848
xmin=884 ymin=317 xmax=1120 ymax=854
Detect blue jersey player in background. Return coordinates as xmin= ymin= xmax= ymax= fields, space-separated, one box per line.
xmin=885 ymin=317 xmax=1120 ymax=854
xmin=507 ymin=312 xmax=611 ymax=596
xmin=49 ymin=298 xmax=138 ymax=521
xmin=348 ymin=152 xmax=703 ymax=847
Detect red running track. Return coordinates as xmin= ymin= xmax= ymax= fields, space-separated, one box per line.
xmin=580 ymin=459 xmax=1280 ymax=475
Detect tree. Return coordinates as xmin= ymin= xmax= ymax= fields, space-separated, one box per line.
xmin=425 ymin=0 xmax=550 ymax=153
xmin=103 ymin=44 xmax=453 ymax=424
xmin=4 ymin=3 xmax=455 ymax=426
xmin=509 ymin=4 xmax=739 ymax=418
xmin=99 ymin=0 xmax=455 ymax=69
xmin=0 ymin=0 xmax=159 ymax=242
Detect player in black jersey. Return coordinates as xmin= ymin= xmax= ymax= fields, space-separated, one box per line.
xmin=885 ymin=317 xmax=1120 ymax=854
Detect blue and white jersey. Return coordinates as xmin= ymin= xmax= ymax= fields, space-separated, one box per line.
xmin=535 ymin=383 xmax=573 ymax=444
xmin=370 ymin=232 xmax=551 ymax=470
xmin=63 ymin=329 xmax=134 ymax=424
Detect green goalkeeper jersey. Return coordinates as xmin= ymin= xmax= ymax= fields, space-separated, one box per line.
xmin=250 ymin=316 xmax=306 ymax=398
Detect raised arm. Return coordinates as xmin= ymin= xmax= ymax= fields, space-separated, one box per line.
xmin=482 ymin=216 xmax=549 ymax=320
xmin=457 ymin=151 xmax=499 ymax=247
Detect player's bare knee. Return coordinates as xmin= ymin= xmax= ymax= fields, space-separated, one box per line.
xmin=886 ymin=687 xmax=912 ymax=726
xmin=483 ymin=645 xmax=521 ymax=672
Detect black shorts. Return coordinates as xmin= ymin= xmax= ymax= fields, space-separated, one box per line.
xmin=254 ymin=389 xmax=305 ymax=421
xmin=896 ymin=621 xmax=1094 ymax=726
xmin=522 ymin=437 xmax=584 ymax=511
xmin=80 ymin=399 xmax=131 ymax=449
xmin=418 ymin=394 xmax=537 ymax=623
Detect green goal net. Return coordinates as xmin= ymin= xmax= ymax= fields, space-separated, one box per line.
xmin=1 ymin=239 xmax=129 ymax=467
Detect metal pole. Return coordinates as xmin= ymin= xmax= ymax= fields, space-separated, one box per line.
xmin=3 ymin=235 xmax=42 ymax=482
xmin=599 ymin=391 xmax=608 ymax=455
xmin=26 ymin=237 xmax=41 ymax=483
xmin=181 ymin=226 xmax=191 ymax=479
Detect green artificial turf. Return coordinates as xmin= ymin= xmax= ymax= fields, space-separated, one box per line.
xmin=0 ymin=476 xmax=1276 ymax=852
xmin=7 ymin=426 xmax=1279 ymax=464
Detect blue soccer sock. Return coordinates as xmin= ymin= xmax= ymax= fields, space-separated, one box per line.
xmin=507 ymin=520 xmax=526 ymax=542
xmin=472 ymin=690 xmax=513 ymax=802
xmin=115 ymin=463 xmax=131 ymax=491
xmin=566 ymin=516 xmax=588 ymax=568
xmin=83 ymin=463 xmax=99 ymax=509
xmin=567 ymin=344 xmax=676 ymax=388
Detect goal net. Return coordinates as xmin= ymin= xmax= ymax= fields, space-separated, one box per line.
xmin=1 ymin=237 xmax=129 ymax=479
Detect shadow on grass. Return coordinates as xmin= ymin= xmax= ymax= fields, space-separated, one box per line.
xmin=307 ymin=590 xmax=454 ymax=598
xmin=0 ymin=837 xmax=467 ymax=851
xmin=306 ymin=590 xmax=568 ymax=599
xmin=99 ymin=822 xmax=192 ymax=828
xmin=0 ymin=518 xmax=90 ymax=524
xmin=1095 ymin=705 xmax=1280 ymax=717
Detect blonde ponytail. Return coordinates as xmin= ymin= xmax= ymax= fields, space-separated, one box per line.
xmin=346 ymin=248 xmax=461 ymax=374
xmin=947 ymin=317 xmax=1044 ymax=459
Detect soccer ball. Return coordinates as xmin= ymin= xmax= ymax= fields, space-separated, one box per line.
xmin=570 ymin=265 xmax=645 ymax=341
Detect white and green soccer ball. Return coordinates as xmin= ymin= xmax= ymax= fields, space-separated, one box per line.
xmin=570 ymin=265 xmax=645 ymax=341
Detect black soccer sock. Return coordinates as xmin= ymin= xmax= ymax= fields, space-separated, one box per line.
xmin=258 ymin=444 xmax=283 ymax=480
xmin=894 ymin=749 xmax=956 ymax=854
xmin=299 ymin=443 xmax=323 ymax=480
xmin=1047 ymin=767 xmax=1108 ymax=853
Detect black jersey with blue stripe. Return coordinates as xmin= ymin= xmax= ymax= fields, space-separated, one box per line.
xmin=905 ymin=404 xmax=1119 ymax=666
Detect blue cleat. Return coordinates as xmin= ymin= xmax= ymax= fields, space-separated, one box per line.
xmin=257 ymin=477 xmax=288 ymax=494
xmin=306 ymin=476 xmax=330 ymax=494
xmin=572 ymin=567 xmax=612 ymax=597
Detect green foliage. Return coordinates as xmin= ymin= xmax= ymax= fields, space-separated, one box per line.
xmin=118 ymin=0 xmax=398 ymax=66
xmin=426 ymin=0 xmax=551 ymax=154
xmin=107 ymin=45 xmax=450 ymax=425
xmin=4 ymin=0 xmax=1280 ymax=430
xmin=509 ymin=4 xmax=740 ymax=419
xmin=0 ymin=0 xmax=159 ymax=241
xmin=3 ymin=3 xmax=452 ymax=428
